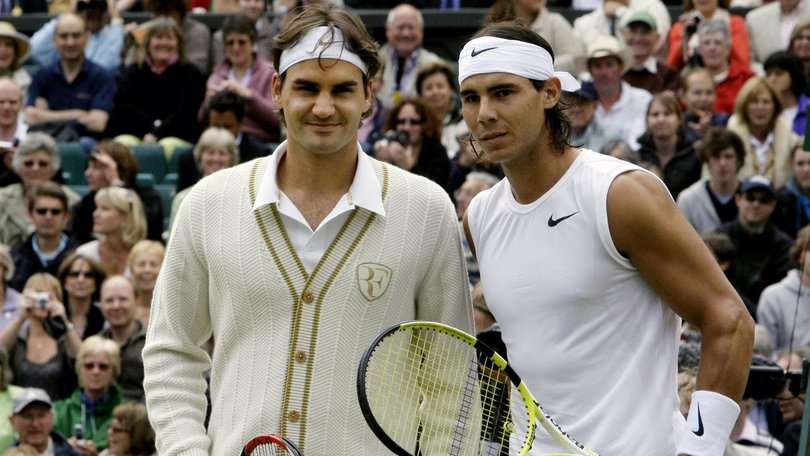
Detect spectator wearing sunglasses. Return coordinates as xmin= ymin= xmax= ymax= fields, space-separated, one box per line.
xmin=715 ymin=175 xmax=795 ymax=309
xmin=373 ymin=97 xmax=451 ymax=192
xmin=8 ymin=182 xmax=79 ymax=292
xmin=53 ymin=336 xmax=123 ymax=455
xmin=56 ymin=253 xmax=106 ymax=340
xmin=0 ymin=133 xmax=80 ymax=247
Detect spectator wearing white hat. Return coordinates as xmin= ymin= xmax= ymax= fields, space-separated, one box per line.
xmin=8 ymin=388 xmax=78 ymax=456
xmin=0 ymin=23 xmax=31 ymax=99
xmin=584 ymin=35 xmax=652 ymax=150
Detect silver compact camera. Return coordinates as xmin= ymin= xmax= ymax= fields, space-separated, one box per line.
xmin=32 ymin=292 xmax=49 ymax=310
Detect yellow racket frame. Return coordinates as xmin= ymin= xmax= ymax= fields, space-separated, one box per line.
xmin=358 ymin=321 xmax=600 ymax=456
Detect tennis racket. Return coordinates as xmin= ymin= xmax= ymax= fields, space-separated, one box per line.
xmin=241 ymin=434 xmax=303 ymax=456
xmin=356 ymin=321 xmax=600 ymax=456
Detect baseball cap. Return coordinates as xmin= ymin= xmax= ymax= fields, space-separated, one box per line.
xmin=12 ymin=388 xmax=52 ymax=414
xmin=575 ymin=80 xmax=597 ymax=101
xmin=739 ymin=175 xmax=776 ymax=198
xmin=621 ymin=11 xmax=657 ymax=31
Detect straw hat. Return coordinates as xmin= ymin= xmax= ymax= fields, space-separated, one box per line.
xmin=0 ymin=22 xmax=31 ymax=64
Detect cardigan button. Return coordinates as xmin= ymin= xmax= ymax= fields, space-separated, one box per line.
xmin=287 ymin=410 xmax=300 ymax=422
xmin=302 ymin=290 xmax=314 ymax=303
xmin=295 ymin=351 xmax=307 ymax=363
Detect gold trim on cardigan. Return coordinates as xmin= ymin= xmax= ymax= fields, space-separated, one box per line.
xmin=248 ymin=157 xmax=390 ymax=451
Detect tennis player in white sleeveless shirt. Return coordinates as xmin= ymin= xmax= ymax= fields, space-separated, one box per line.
xmin=459 ymin=24 xmax=755 ymax=456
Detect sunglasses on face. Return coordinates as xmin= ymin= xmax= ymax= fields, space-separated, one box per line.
xmin=82 ymin=362 xmax=111 ymax=371
xmin=33 ymin=207 xmax=64 ymax=216
xmin=67 ymin=270 xmax=92 ymax=278
xmin=744 ymin=194 xmax=774 ymax=204
xmin=395 ymin=118 xmax=423 ymax=126
xmin=23 ymin=160 xmax=49 ymax=168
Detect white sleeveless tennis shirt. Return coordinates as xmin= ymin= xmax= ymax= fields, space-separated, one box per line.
xmin=466 ymin=150 xmax=682 ymax=455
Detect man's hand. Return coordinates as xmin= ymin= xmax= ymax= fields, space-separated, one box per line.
xmin=89 ymin=149 xmax=123 ymax=186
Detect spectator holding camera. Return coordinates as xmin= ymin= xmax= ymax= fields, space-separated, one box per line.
xmin=373 ymin=98 xmax=450 ymax=191
xmin=0 ymin=273 xmax=80 ymax=401
xmin=666 ymin=0 xmax=749 ymax=72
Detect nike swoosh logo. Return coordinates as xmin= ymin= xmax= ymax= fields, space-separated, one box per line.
xmin=471 ymin=46 xmax=498 ymax=57
xmin=547 ymin=211 xmax=579 ymax=227
xmin=693 ymin=403 xmax=704 ymax=436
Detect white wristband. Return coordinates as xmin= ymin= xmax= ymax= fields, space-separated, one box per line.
xmin=677 ymin=390 xmax=740 ymax=456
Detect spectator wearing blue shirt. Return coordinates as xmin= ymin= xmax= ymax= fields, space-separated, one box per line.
xmin=29 ymin=0 xmax=123 ymax=74
xmin=25 ymin=13 xmax=116 ymax=150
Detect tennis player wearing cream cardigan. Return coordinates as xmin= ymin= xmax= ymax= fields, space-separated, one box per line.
xmin=142 ymin=4 xmax=472 ymax=455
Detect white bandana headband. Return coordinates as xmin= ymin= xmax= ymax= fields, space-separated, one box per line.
xmin=278 ymin=26 xmax=368 ymax=75
xmin=458 ymin=36 xmax=581 ymax=92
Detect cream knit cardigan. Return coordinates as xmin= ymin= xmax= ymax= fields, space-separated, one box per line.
xmin=143 ymin=156 xmax=474 ymax=455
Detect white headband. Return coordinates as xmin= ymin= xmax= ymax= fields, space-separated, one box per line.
xmin=278 ymin=26 xmax=368 ymax=75
xmin=458 ymin=36 xmax=580 ymax=92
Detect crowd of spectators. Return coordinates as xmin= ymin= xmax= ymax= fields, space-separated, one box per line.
xmin=0 ymin=0 xmax=806 ymax=453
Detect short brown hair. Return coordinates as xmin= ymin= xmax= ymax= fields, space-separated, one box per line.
xmin=271 ymin=2 xmax=381 ymax=92
xmin=26 ymin=181 xmax=68 ymax=213
xmin=696 ymin=127 xmax=745 ymax=170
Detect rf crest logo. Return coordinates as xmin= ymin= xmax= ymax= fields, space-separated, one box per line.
xmin=357 ymin=263 xmax=392 ymax=301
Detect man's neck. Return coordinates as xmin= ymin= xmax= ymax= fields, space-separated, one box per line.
xmin=503 ymin=145 xmax=580 ymax=204
xmin=741 ymin=220 xmax=767 ymax=234
xmin=631 ymin=55 xmax=652 ymax=68
xmin=35 ymin=232 xmax=62 ymax=253
xmin=597 ymin=82 xmax=622 ymax=112
xmin=709 ymin=178 xmax=738 ymax=195
xmin=277 ymin=143 xmax=358 ymax=230
xmin=0 ymin=122 xmax=17 ymax=141
xmin=110 ymin=320 xmax=137 ymax=345
xmin=32 ymin=436 xmax=51 ymax=453
xmin=782 ymin=0 xmax=801 ymax=14
xmin=707 ymin=63 xmax=729 ymax=79
xmin=61 ymin=57 xmax=85 ymax=83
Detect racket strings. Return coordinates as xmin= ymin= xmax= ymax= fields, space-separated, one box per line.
xmin=249 ymin=444 xmax=292 ymax=456
xmin=363 ymin=327 xmax=524 ymax=455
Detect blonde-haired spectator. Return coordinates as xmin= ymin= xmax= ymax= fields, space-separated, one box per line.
xmin=127 ymin=240 xmax=164 ymax=326
xmin=76 ymin=187 xmax=148 ymax=277
xmin=53 ymin=335 xmax=122 ymax=454
xmin=169 ymin=127 xmax=238 ymax=233
xmin=727 ymin=76 xmax=802 ymax=189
